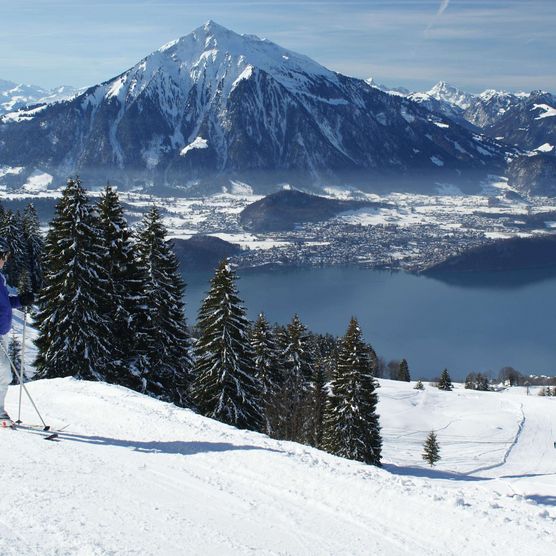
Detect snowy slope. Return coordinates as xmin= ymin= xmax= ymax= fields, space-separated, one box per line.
xmin=1 ymin=316 xmax=554 ymax=556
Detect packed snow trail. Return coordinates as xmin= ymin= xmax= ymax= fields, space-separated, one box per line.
xmin=1 ymin=378 xmax=554 ymax=555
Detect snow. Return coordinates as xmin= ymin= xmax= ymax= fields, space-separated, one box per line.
xmin=180 ymin=136 xmax=208 ymax=156
xmin=106 ymin=76 xmax=126 ymax=99
xmin=231 ymin=65 xmax=254 ymax=91
xmin=209 ymin=232 xmax=289 ymax=250
xmin=21 ymin=170 xmax=53 ymax=192
xmin=0 ymin=166 xmax=24 ymax=179
xmin=1 ymin=373 xmax=554 ymax=555
xmin=535 ymin=143 xmax=554 ymax=153
xmin=532 ymin=104 xmax=556 ymax=119
xmin=1 ymin=104 xmax=47 ymax=123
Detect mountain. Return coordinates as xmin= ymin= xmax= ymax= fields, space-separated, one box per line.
xmin=0 ymin=21 xmax=507 ymax=195
xmin=472 ymin=90 xmax=556 ymax=151
xmin=3 ymin=376 xmax=554 ymax=554
xmin=507 ymin=151 xmax=556 ymax=195
xmin=463 ymin=89 xmax=524 ymax=128
xmin=239 ymin=189 xmax=388 ymax=232
xmin=424 ymin=234 xmax=556 ymax=273
xmin=407 ymin=93 xmax=475 ymax=132
xmin=426 ymin=81 xmax=476 ymax=111
xmin=0 ymin=79 xmax=77 ymax=115
xmin=420 ymin=86 xmax=556 ymax=154
xmin=365 ymin=77 xmax=411 ymax=96
xmin=172 ymin=234 xmax=242 ymax=269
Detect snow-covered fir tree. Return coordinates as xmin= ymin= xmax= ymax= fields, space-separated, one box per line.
xmin=96 ymin=186 xmax=153 ymax=391
xmin=0 ymin=209 xmax=26 ymax=287
xmin=22 ymin=203 xmax=44 ymax=292
xmin=249 ymin=312 xmax=282 ymax=435
xmin=308 ymin=361 xmax=327 ymax=449
xmin=34 ymin=178 xmax=115 ymax=380
xmin=135 ymin=206 xmax=191 ymax=406
xmin=190 ymin=259 xmax=262 ymax=430
xmin=422 ymin=431 xmax=441 ymax=466
xmin=438 ymin=369 xmax=453 ymax=391
xmin=274 ymin=314 xmax=315 ymax=442
xmin=322 ymin=317 xmax=382 ymax=466
xmin=398 ymin=358 xmax=411 ymax=382
xmin=414 ymin=379 xmax=424 ymax=390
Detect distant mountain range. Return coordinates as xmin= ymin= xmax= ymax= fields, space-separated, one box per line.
xmin=0 ymin=21 xmax=554 ymax=196
xmin=0 ymin=79 xmax=78 ymax=115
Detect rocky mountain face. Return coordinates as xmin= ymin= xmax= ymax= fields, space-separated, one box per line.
xmin=471 ymin=91 xmax=556 ymax=151
xmin=0 ymin=21 xmax=507 ymax=195
xmin=507 ymin=153 xmax=556 ymax=196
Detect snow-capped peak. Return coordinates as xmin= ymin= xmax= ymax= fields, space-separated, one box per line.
xmin=95 ymin=20 xmax=340 ymax=115
xmin=156 ymin=20 xmax=337 ymax=89
xmin=426 ymin=81 xmax=475 ymax=110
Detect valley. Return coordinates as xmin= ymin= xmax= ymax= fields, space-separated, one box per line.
xmin=2 ymin=175 xmax=556 ymax=273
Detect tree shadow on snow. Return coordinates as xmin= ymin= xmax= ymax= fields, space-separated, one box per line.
xmin=383 ymin=463 xmax=492 ymax=482
xmin=524 ymin=495 xmax=556 ymax=507
xmin=45 ymin=430 xmax=281 ymax=456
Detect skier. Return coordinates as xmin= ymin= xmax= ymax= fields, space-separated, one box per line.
xmin=0 ymin=238 xmax=34 ymax=425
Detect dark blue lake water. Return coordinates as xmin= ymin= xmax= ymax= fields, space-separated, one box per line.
xmin=184 ymin=266 xmax=556 ymax=380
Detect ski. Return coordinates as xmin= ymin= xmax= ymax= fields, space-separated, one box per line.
xmin=1 ymin=419 xmax=16 ymax=430
xmin=13 ymin=423 xmax=63 ymax=441
xmin=15 ymin=422 xmax=69 ymax=434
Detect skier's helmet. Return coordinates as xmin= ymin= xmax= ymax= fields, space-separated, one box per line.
xmin=0 ymin=238 xmax=9 ymax=257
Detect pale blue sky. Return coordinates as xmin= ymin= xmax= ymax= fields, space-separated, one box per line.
xmin=1 ymin=0 xmax=554 ymax=93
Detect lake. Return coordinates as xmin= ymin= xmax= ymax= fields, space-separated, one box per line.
xmin=184 ymin=266 xmax=556 ymax=380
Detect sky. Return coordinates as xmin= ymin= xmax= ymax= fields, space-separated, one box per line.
xmin=1 ymin=0 xmax=555 ymax=93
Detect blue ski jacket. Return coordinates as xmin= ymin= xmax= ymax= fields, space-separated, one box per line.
xmin=0 ymin=273 xmax=21 ymax=335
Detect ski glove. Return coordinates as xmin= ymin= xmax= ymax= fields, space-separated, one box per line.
xmin=18 ymin=291 xmax=34 ymax=307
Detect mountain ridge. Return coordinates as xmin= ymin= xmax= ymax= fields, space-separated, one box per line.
xmin=0 ymin=21 xmax=508 ymax=195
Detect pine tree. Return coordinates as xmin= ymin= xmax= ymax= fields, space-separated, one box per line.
xmin=135 ymin=206 xmax=191 ymax=406
xmin=22 ymin=203 xmax=44 ymax=292
xmin=438 ymin=369 xmax=453 ymax=391
xmin=8 ymin=330 xmax=22 ymax=384
xmin=34 ymin=178 xmax=114 ymax=380
xmin=1 ymin=209 xmax=26 ymax=287
xmin=274 ymin=314 xmax=315 ymax=442
xmin=190 ymin=259 xmax=262 ymax=430
xmin=280 ymin=314 xmax=314 ymax=385
xmin=322 ymin=317 xmax=382 ymax=466
xmin=464 ymin=372 xmax=476 ymax=389
xmin=308 ymin=360 xmax=328 ymax=448
xmin=414 ymin=379 xmax=424 ymax=390
xmin=422 ymin=431 xmax=441 ymax=466
xmin=249 ymin=312 xmax=282 ymax=435
xmin=476 ymin=373 xmax=490 ymax=391
xmin=398 ymin=358 xmax=411 ymax=382
xmin=96 ymin=186 xmax=153 ymax=392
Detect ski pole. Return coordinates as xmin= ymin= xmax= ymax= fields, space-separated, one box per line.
xmin=0 ymin=337 xmax=49 ymax=430
xmin=17 ymin=308 xmax=27 ymax=424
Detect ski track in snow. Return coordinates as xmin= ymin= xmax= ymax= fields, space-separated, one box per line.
xmin=1 ymin=377 xmax=555 ymax=555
